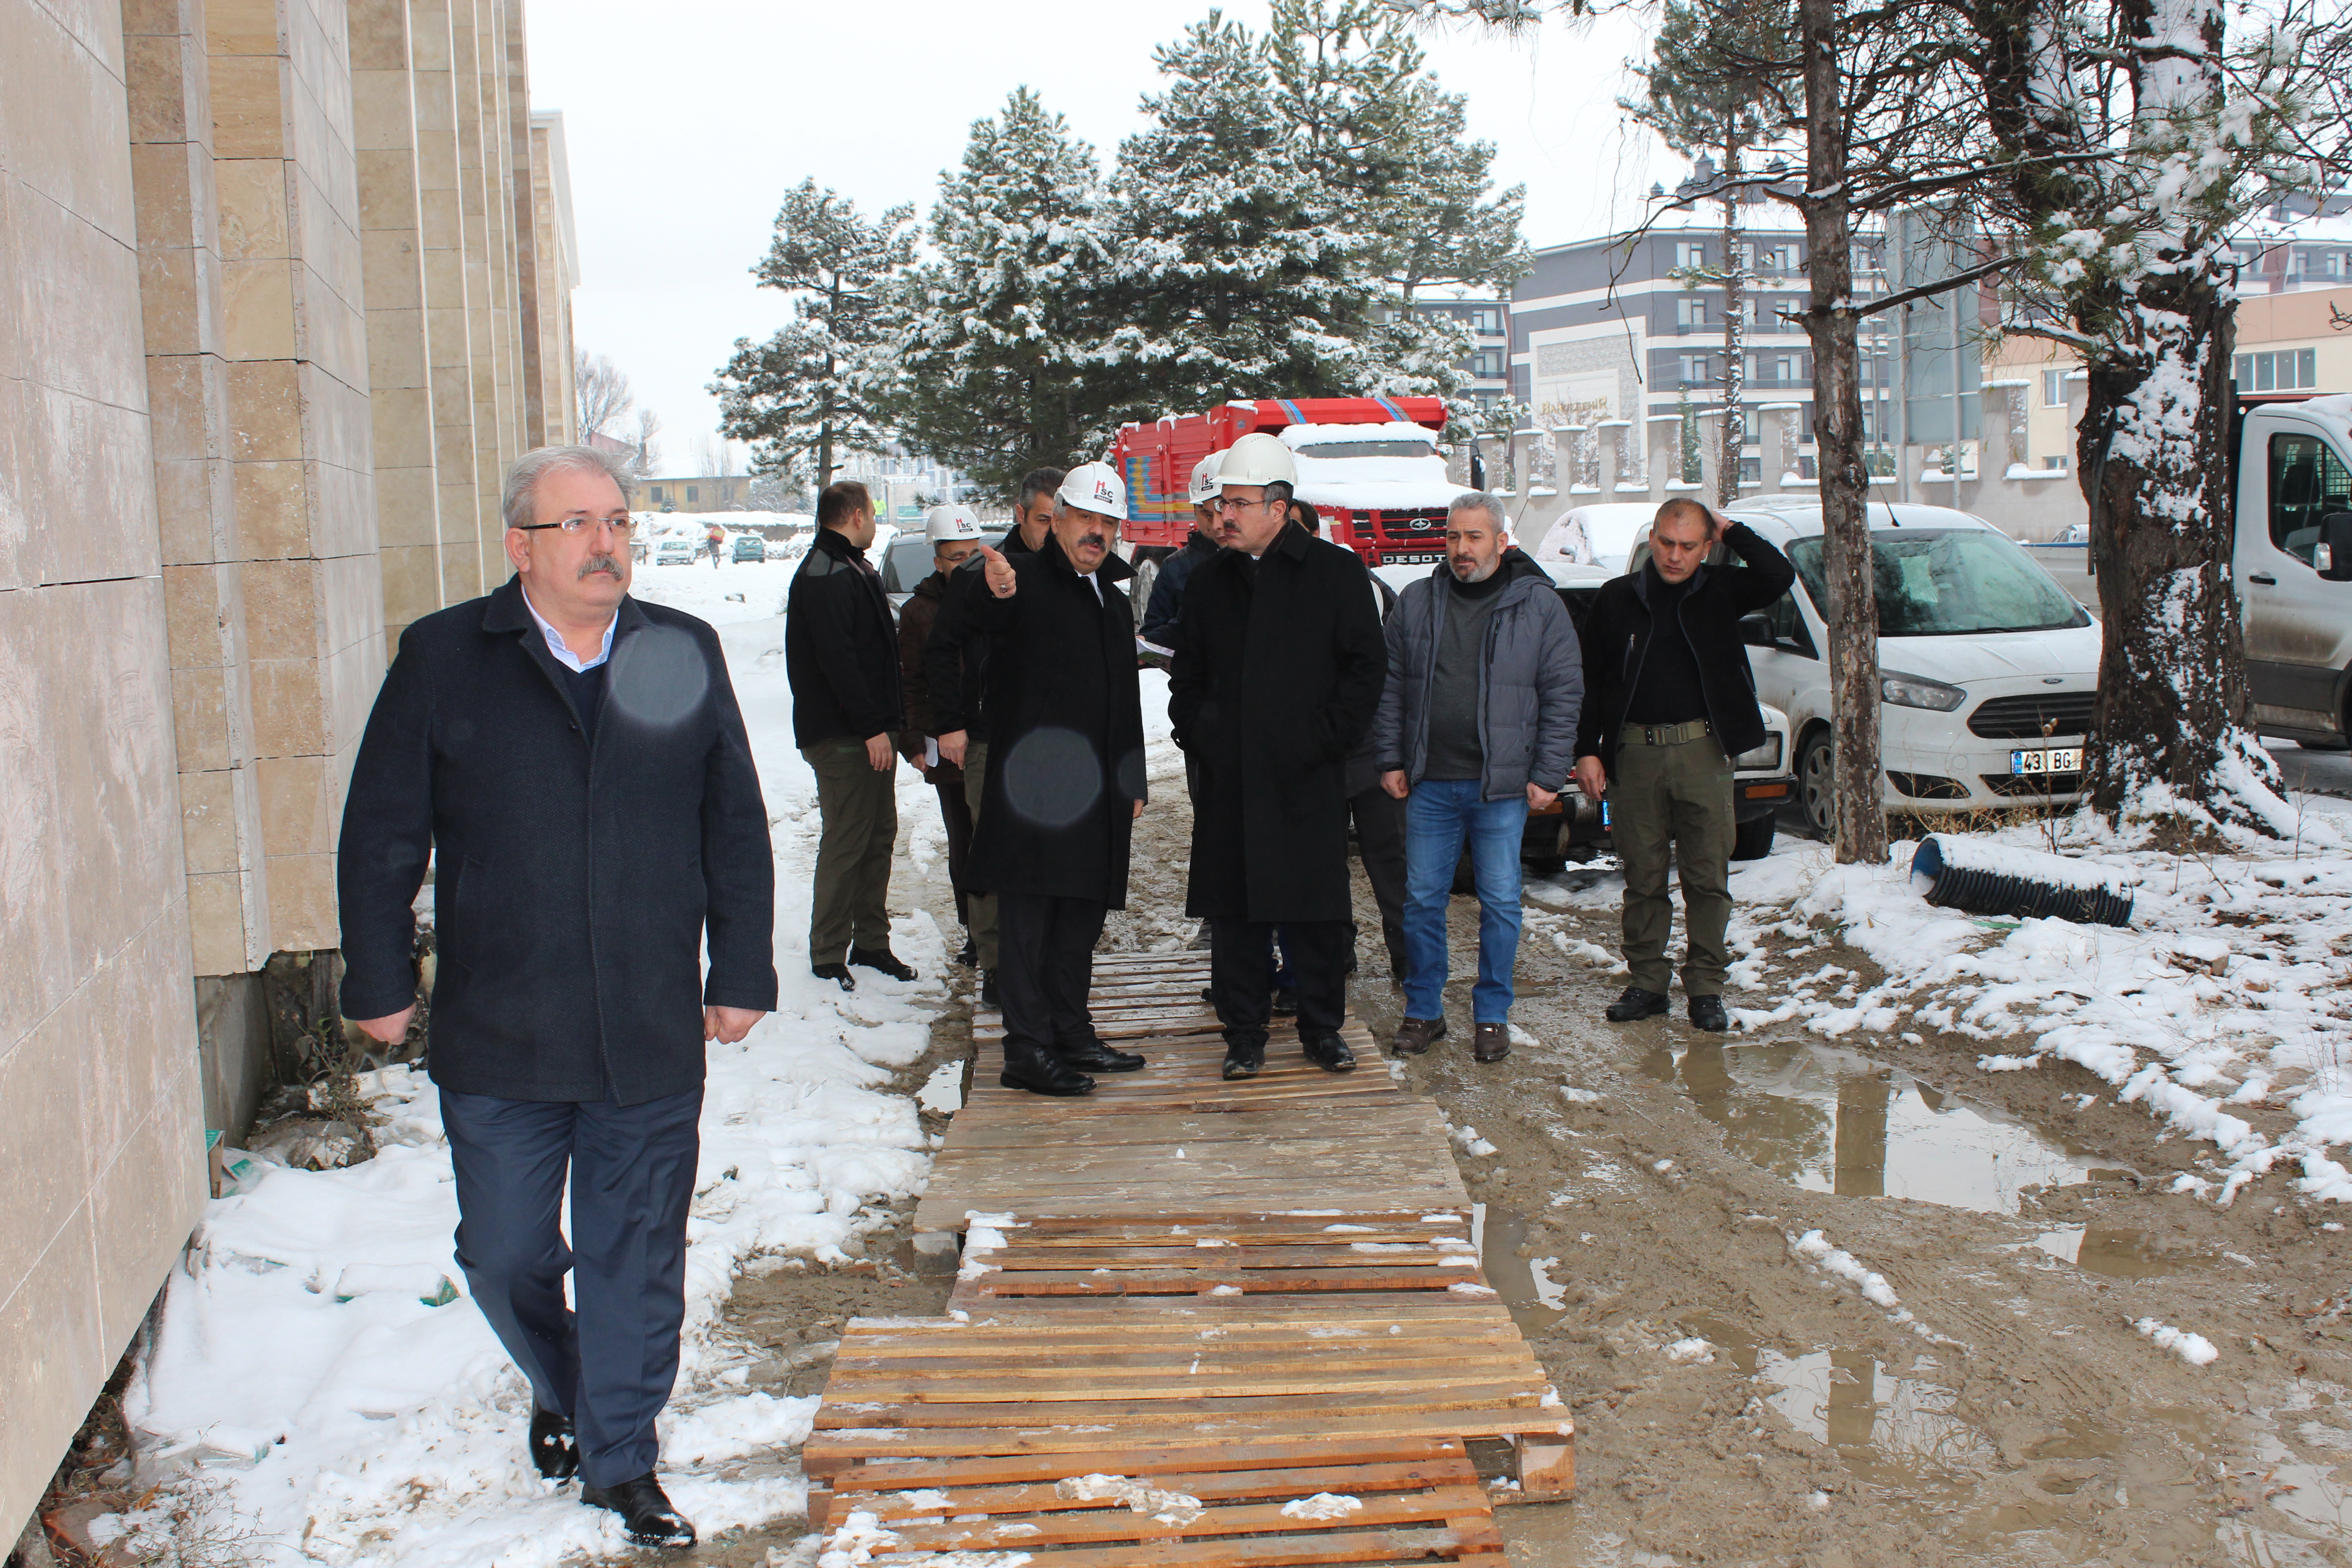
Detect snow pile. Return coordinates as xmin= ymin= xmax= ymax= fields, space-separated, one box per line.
xmin=1728 ymin=813 xmax=2352 ymax=1204
xmin=1788 ymin=1230 xmax=1959 ymax=1346
xmin=1665 ymin=1338 xmax=1717 ymax=1364
xmin=1054 ymin=1474 xmax=1205 ymax=1526
xmin=1279 ymin=1493 xmax=1364 ymax=1519
xmin=2134 ymin=1317 xmax=2221 ymax=1366
xmin=124 ymin=595 xmax=951 ymax=1565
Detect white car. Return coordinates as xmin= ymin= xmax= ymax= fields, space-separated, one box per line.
xmin=1527 ymin=502 xmax=1657 ymax=574
xmin=1709 ymin=498 xmax=2101 ymax=835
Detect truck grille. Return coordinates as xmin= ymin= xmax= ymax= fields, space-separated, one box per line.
xmin=1966 ymin=692 xmax=2094 ymax=740
xmin=1371 ymin=509 xmax=1447 ymax=540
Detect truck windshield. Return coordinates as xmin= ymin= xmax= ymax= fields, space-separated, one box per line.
xmin=1292 ymin=440 xmax=1436 ymax=459
xmin=1786 ymin=529 xmax=2088 ymax=636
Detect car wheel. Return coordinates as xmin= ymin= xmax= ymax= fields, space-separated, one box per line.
xmin=1732 ymin=813 xmax=1776 ymax=861
xmin=1797 ymin=728 xmax=1837 ymax=840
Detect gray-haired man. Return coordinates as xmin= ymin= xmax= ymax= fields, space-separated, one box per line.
xmin=1373 ymin=493 xmax=1582 ymax=1063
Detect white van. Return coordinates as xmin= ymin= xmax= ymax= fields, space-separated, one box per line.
xmin=2235 ymin=392 xmax=2352 ymax=745
xmin=1710 ymin=499 xmax=2101 ymax=834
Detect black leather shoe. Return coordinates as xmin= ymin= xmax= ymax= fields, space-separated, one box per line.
xmin=1056 ymin=1035 xmax=1146 ymax=1073
xmin=850 ymin=946 xmax=918 ymax=982
xmin=1688 ymin=994 xmax=1731 ymax=1032
xmin=812 ymin=962 xmax=856 ymax=992
xmin=1221 ymin=1041 xmax=1265 ymax=1080
xmin=953 ymin=937 xmax=976 ymax=967
xmin=1271 ymin=986 xmax=1300 ymax=1017
xmin=1301 ymin=1030 xmax=1356 ymax=1073
xmin=1604 ymin=986 xmax=1669 ymax=1023
xmin=582 ymin=1472 xmax=695 ymax=1547
xmin=529 ymin=1406 xmax=577 ymax=1481
xmin=980 ymin=969 xmax=1000 ymax=1007
xmin=1001 ymin=1039 xmax=1095 ymax=1096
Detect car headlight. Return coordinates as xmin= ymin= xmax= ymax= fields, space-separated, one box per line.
xmin=1732 ymin=735 xmax=1784 ymax=770
xmin=1880 ymin=670 xmax=1966 ymax=711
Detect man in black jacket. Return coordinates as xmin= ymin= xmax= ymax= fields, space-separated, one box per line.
xmin=923 ymin=468 xmax=1061 ymax=1006
xmin=787 ymin=480 xmax=915 ymax=990
xmin=1572 ymin=498 xmax=1794 ymax=1032
xmin=964 ymin=462 xmax=1150 ymax=1096
xmin=1172 ymin=433 xmax=1387 ymax=1081
xmin=339 ymin=446 xmax=776 ymax=1548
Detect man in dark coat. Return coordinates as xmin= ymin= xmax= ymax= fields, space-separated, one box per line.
xmin=923 ymin=468 xmax=1061 ymax=1007
xmin=1573 ymin=498 xmax=1794 ymax=1031
xmin=897 ymin=505 xmax=986 ymax=966
xmin=1137 ymin=453 xmax=1224 ymax=659
xmin=338 ymin=446 xmax=777 ymax=1549
xmin=1171 ymin=433 xmax=1387 ymax=1081
xmin=963 ymin=462 xmax=1151 ymax=1097
xmin=786 ymin=480 xmax=914 ymax=990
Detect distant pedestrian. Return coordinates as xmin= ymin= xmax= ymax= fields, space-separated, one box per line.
xmin=338 ymin=445 xmax=776 ymax=1549
xmin=1374 ymin=494 xmax=1583 ymax=1062
xmin=926 ymin=468 xmax=1063 ymax=1007
xmin=787 ymin=480 xmax=916 ymax=991
xmin=1172 ymin=433 xmax=1387 ymax=1081
xmin=898 ymin=505 xmax=986 ymax=966
xmin=704 ymin=520 xmax=724 ymax=568
xmin=1573 ymin=498 xmax=1794 ymax=1031
xmin=964 ymin=463 xmax=1150 ymax=1096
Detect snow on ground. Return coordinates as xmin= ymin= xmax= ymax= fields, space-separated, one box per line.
xmin=1716 ymin=799 xmax=2352 ymax=1207
xmin=122 ymin=576 xmax=948 ymax=1565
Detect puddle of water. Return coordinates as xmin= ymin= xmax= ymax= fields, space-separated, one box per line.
xmin=1638 ymin=1039 xmax=2097 ymax=1213
xmin=916 ymin=1060 xmax=964 ymax=1114
xmin=2031 ymin=1225 xmax=2218 ymax=1279
xmin=1478 ymin=1205 xmax=1569 ymax=1336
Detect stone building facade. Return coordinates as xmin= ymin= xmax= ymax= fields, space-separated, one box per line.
xmin=0 ymin=0 xmax=574 ymax=1542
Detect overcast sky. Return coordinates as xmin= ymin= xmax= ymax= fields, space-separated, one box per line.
xmin=525 ymin=0 xmax=1676 ymax=473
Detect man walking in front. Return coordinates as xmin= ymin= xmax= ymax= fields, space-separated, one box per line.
xmin=1573 ymin=498 xmax=1794 ymax=1031
xmin=339 ymin=446 xmax=776 ymax=1548
xmin=788 ymin=480 xmax=916 ymax=990
xmin=1172 ymin=432 xmax=1387 ymax=1081
xmin=898 ymin=504 xmax=985 ymax=965
xmin=963 ymin=463 xmax=1151 ymax=1096
xmin=926 ymin=468 xmax=1063 ymax=1006
xmin=1374 ymin=493 xmax=1582 ymax=1063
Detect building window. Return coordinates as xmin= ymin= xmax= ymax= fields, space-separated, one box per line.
xmin=650 ymin=485 xmax=665 ymax=503
xmin=1470 ymin=306 xmax=1502 ymax=334
xmin=2042 ymin=455 xmax=2069 ymax=470
xmin=1678 ymin=354 xmax=1710 ymax=385
xmin=1470 ymin=349 xmax=1504 ymax=379
xmin=1676 ymin=297 xmax=1708 ymax=333
xmin=686 ymin=486 xmax=698 ymax=503
xmin=2237 ymin=349 xmax=2318 ymax=392
xmin=1769 ymin=245 xmax=1798 ymax=274
xmin=1778 ymin=355 xmax=1803 ymax=383
xmin=2043 ymin=369 xmax=2068 ymax=407
xmin=2328 ymin=252 xmax=2345 ymax=278
xmin=1676 ymin=241 xmax=1707 ymax=270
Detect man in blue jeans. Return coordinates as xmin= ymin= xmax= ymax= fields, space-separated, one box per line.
xmin=1373 ymin=493 xmax=1583 ymax=1062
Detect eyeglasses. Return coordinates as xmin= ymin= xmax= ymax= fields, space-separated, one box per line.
xmin=515 ymin=515 xmax=637 ymax=537
xmin=1214 ymin=496 xmax=1283 ymax=514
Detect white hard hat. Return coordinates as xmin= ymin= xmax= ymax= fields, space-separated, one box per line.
xmin=1218 ymin=431 xmax=1295 ymax=489
xmin=1058 ymin=461 xmax=1127 ymax=518
xmin=1187 ymin=453 xmax=1224 ymax=506
xmin=925 ymin=504 xmax=983 ymax=544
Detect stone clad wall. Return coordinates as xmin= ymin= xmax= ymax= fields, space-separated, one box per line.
xmin=0 ymin=0 xmax=574 ymax=1539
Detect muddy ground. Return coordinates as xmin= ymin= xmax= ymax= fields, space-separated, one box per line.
xmin=706 ymin=786 xmax=2352 ymax=1568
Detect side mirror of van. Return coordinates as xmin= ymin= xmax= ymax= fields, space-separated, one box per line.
xmin=2320 ymin=512 xmax=2352 ymax=582
xmin=1738 ymin=611 xmax=1774 ymax=648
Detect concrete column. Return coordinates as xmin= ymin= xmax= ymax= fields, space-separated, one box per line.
xmin=1647 ymin=414 xmax=1686 ymax=495
xmin=529 ymin=113 xmax=576 ymax=444
xmin=504 ymin=0 xmax=542 ymax=448
xmin=447 ymin=0 xmax=503 ymax=567
xmin=1597 ymin=418 xmax=1638 ymax=494
xmin=128 ymin=0 xmax=274 ymax=978
xmin=405 ymin=0 xmax=482 ymax=598
xmin=207 ymin=0 xmax=387 ymax=951
xmin=350 ymin=0 xmax=444 ymax=652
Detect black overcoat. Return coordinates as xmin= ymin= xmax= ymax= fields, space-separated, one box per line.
xmin=336 ymin=579 xmax=779 ymax=1105
xmin=964 ymin=534 xmax=1147 ymax=906
xmin=1170 ymin=522 xmax=1387 ymax=923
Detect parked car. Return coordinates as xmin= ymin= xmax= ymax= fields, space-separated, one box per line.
xmin=1691 ymin=498 xmax=2102 ymax=835
xmin=1526 ymin=501 xmax=1657 ymax=574
xmin=2234 ymin=392 xmax=2352 ymax=747
xmin=730 ymin=533 xmax=766 ymax=564
xmin=654 ymin=538 xmax=695 ymax=566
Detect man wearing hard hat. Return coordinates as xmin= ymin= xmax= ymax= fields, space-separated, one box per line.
xmin=962 ymin=462 xmax=1151 ymax=1097
xmin=1137 ymin=452 xmax=1225 ymax=662
xmin=1171 ymin=432 xmax=1387 ymax=1081
xmin=897 ymin=505 xmax=988 ymax=968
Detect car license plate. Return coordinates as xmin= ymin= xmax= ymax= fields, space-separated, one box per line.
xmin=2009 ymin=747 xmax=2082 ymax=775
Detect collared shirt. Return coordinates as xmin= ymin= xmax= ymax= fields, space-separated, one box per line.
xmin=520 ymin=584 xmax=617 ymax=672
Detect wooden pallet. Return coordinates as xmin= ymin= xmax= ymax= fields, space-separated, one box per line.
xmin=803 ymin=953 xmax=1571 ymax=1560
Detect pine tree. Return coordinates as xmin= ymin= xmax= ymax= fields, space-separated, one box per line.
xmin=876 ymin=91 xmax=1127 ymax=502
xmin=710 ymin=181 xmax=914 ymax=488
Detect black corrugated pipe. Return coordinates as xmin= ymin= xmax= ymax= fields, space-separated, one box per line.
xmin=1909 ymin=835 xmax=2135 ymax=927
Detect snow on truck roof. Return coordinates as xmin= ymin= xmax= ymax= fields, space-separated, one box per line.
xmin=1281 ymin=422 xmax=1439 ymax=449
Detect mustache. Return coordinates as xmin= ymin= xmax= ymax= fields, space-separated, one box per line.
xmin=578 ymin=555 xmax=623 ymax=579
xmin=1076 ymin=534 xmax=1107 ymax=551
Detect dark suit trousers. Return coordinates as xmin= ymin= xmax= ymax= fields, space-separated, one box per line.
xmin=1213 ymin=918 xmax=1350 ymax=1048
xmin=1349 ymin=784 xmax=1410 ymax=976
xmin=996 ymin=891 xmax=1107 ymax=1055
xmin=932 ymin=770 xmax=974 ymax=930
xmin=441 ymin=1084 xmax=702 ymax=1488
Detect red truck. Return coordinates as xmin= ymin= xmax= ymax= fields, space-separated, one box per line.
xmin=1112 ymin=396 xmax=1459 ymax=594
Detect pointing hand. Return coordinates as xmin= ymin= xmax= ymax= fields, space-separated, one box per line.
xmin=976 ymin=543 xmax=1017 ymax=598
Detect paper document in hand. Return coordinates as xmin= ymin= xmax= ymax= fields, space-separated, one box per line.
xmin=1138 ymin=638 xmax=1175 ymax=658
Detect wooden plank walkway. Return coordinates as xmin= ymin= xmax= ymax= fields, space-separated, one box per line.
xmin=802 ymin=953 xmax=1573 ymax=1563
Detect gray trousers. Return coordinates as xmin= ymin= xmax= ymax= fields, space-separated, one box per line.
xmin=1613 ymin=730 xmax=1735 ymax=995
xmin=805 ymin=739 xmax=897 ymax=965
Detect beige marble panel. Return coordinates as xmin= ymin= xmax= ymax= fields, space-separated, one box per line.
xmin=241 ymin=554 xmax=322 ymax=662
xmin=378 ymin=540 xmax=438 ymax=635
xmin=178 ymin=767 xmax=241 ymax=871
xmin=91 ymin=1079 xmax=206 ymax=1341
xmin=213 ymin=155 xmax=288 ymax=260
xmin=256 ymin=750 xmax=329 ymax=856
xmin=206 ymin=53 xmax=287 ymax=159
xmin=0 ymin=0 xmax=138 ymax=246
xmin=0 ymin=1202 xmax=107 ymax=1548
xmin=206 ymin=0 xmax=283 ymax=57
xmin=264 ymin=848 xmax=334 ymax=948
xmin=58 ymin=580 xmax=187 ymax=972
xmin=0 ymin=971 xmax=92 ymax=1297
xmin=248 ymin=654 xmax=328 ymax=756
xmin=185 ymin=867 xmax=254 ymax=973
xmin=169 ymin=664 xmax=233 ymax=772
xmin=152 ymin=451 xmax=238 ymax=564
xmin=35 ymin=389 xmax=162 ymax=589
xmin=232 ymin=455 xmax=309 ymax=557
xmin=225 ymin=358 xmax=301 ymax=460
xmin=221 ymin=255 xmax=297 ymax=358
xmin=370 ymin=448 xmax=435 ymax=542
xmin=12 ymin=185 xmax=150 ymax=412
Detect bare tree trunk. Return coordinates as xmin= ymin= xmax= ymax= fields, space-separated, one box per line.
xmin=1799 ymin=0 xmax=1886 ymax=865
xmin=1717 ymin=137 xmax=1747 ymax=508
